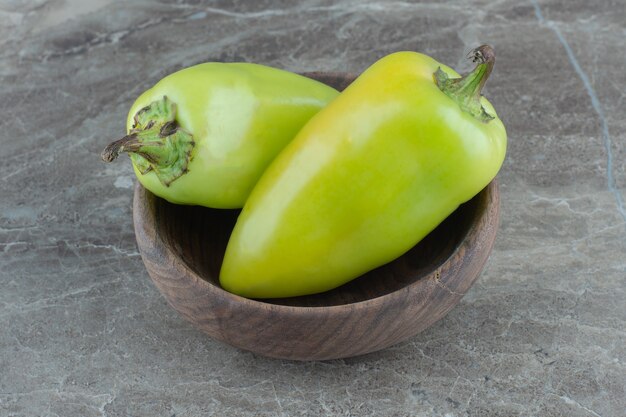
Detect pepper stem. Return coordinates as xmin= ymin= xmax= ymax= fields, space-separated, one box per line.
xmin=101 ymin=96 xmax=195 ymax=186
xmin=434 ymin=45 xmax=496 ymax=123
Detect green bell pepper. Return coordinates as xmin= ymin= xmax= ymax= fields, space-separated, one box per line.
xmin=220 ymin=45 xmax=507 ymax=298
xmin=102 ymin=63 xmax=339 ymax=208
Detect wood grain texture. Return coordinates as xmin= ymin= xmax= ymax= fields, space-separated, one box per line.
xmin=132 ymin=73 xmax=501 ymax=361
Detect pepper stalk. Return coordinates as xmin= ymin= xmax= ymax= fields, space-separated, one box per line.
xmin=434 ymin=44 xmax=496 ymax=123
xmin=101 ymin=96 xmax=195 ymax=186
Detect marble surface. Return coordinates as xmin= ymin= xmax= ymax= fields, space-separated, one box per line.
xmin=1 ymin=0 xmax=624 ymax=416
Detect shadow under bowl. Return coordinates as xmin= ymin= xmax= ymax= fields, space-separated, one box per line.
xmin=132 ymin=72 xmax=500 ymax=361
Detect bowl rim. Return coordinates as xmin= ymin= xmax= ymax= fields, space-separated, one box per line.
xmin=133 ymin=179 xmax=498 ymax=315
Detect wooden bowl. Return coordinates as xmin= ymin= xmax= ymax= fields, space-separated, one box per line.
xmin=132 ymin=73 xmax=500 ymax=361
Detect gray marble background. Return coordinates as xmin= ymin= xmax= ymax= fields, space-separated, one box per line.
xmin=1 ymin=0 xmax=624 ymax=416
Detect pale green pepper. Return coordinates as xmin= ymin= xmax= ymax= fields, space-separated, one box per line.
xmin=102 ymin=63 xmax=339 ymax=208
xmin=220 ymin=45 xmax=507 ymax=298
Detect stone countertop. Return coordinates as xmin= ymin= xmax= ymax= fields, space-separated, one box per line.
xmin=1 ymin=1 xmax=624 ymax=416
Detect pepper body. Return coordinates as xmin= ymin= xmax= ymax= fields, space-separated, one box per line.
xmin=219 ymin=50 xmax=507 ymax=298
xmin=118 ymin=63 xmax=339 ymax=208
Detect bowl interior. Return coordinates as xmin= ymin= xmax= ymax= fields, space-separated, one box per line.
xmin=151 ymin=192 xmax=481 ymax=307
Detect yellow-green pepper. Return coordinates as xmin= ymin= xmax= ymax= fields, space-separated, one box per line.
xmin=101 ymin=63 xmax=339 ymax=208
xmin=220 ymin=45 xmax=507 ymax=298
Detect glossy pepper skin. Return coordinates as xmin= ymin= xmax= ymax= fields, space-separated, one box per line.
xmin=220 ymin=46 xmax=507 ymax=298
xmin=102 ymin=63 xmax=339 ymax=208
